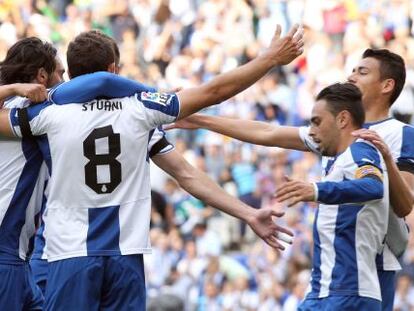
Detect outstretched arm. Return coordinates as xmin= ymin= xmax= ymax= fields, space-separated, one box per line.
xmin=167 ymin=114 xmax=308 ymax=151
xmin=176 ymin=24 xmax=304 ymax=119
xmin=49 ymin=71 xmax=156 ymax=104
xmin=0 ymin=83 xmax=47 ymax=107
xmin=275 ymin=175 xmax=383 ymax=207
xmin=152 ymin=149 xmax=294 ymax=250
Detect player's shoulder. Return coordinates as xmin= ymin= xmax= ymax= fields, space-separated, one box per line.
xmin=4 ymin=96 xmax=30 ymax=109
xmin=368 ymin=117 xmax=412 ymax=137
xmin=348 ymin=139 xmax=381 ymax=165
xmin=24 ymin=100 xmax=54 ymax=121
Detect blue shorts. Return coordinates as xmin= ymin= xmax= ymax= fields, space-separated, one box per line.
xmin=378 ymin=270 xmax=396 ymax=311
xmin=30 ymin=258 xmax=48 ymax=296
xmin=0 ymin=262 xmax=44 ymax=311
xmin=45 ymin=255 xmax=146 ymax=311
xmin=298 ymin=296 xmax=381 ymax=311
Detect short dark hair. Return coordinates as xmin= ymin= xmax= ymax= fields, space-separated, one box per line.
xmin=316 ymin=82 xmax=365 ymax=128
xmin=67 ymin=31 xmax=115 ymax=78
xmin=83 ymin=30 xmax=120 ymax=66
xmin=0 ymin=37 xmax=57 ymax=84
xmin=362 ymin=48 xmax=406 ymax=105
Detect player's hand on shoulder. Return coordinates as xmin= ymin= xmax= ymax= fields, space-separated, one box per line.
xmin=352 ymin=129 xmax=392 ymax=161
xmin=264 ymin=24 xmax=304 ymax=66
xmin=14 ymin=83 xmax=47 ymax=103
xmin=274 ymin=176 xmax=315 ymax=207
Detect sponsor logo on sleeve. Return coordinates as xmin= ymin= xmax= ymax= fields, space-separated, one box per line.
xmin=141 ymin=92 xmax=172 ymax=106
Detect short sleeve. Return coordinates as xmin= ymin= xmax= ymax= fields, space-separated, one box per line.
xmin=350 ymin=141 xmax=383 ymax=181
xmin=9 ymin=102 xmax=51 ymax=137
xmin=135 ymin=92 xmax=180 ymax=128
xmin=148 ymin=127 xmax=174 ymax=158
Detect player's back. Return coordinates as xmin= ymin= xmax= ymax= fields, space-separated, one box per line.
xmin=13 ymin=93 xmax=179 ymax=261
xmin=0 ymin=97 xmax=46 ymax=263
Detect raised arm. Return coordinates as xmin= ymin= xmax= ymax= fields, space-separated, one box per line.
xmin=168 ymin=114 xmax=308 ymax=151
xmin=152 ymin=149 xmax=294 ymax=250
xmin=176 ymin=24 xmax=304 ymax=119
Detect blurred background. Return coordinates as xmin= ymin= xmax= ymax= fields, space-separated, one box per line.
xmin=1 ymin=0 xmax=414 ymax=310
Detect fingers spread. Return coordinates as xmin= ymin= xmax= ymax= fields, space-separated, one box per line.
xmin=286 ymin=23 xmax=300 ymax=38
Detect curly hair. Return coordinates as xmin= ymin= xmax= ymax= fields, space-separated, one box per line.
xmin=0 ymin=37 xmax=57 ymax=84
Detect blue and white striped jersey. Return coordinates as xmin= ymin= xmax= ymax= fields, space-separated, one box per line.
xmin=0 ymin=96 xmax=47 ymax=264
xmin=10 ymin=92 xmax=180 ymax=262
xmin=31 ymin=127 xmax=174 ymax=261
xmin=364 ymin=118 xmax=414 ymax=271
xmin=300 ymin=118 xmax=414 ymax=271
xmin=307 ymin=140 xmax=388 ymax=300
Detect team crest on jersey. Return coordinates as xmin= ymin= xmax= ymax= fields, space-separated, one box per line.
xmin=141 ymin=92 xmax=172 ymax=107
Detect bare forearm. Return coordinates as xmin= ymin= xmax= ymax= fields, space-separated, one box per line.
xmin=177 ymin=167 xmax=254 ymax=222
xmin=197 ymin=115 xmax=307 ymax=150
xmin=177 ymin=54 xmax=276 ymax=119
xmin=386 ymin=157 xmax=414 ymax=217
xmin=0 ymin=84 xmax=19 ymax=103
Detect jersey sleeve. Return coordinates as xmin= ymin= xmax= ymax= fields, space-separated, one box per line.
xmin=396 ymin=125 xmax=414 ymax=174
xmin=133 ymin=91 xmax=180 ymax=128
xmin=298 ymin=126 xmax=320 ymax=154
xmin=8 ymin=102 xmax=51 ymax=137
xmin=350 ymin=140 xmax=383 ymax=173
xmin=48 ymin=72 xmax=157 ymax=105
xmin=148 ymin=127 xmax=174 ymax=158
xmin=315 ymin=141 xmax=384 ymax=204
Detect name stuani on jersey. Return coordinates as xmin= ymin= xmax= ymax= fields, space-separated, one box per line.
xmin=82 ymin=99 xmax=123 ymax=111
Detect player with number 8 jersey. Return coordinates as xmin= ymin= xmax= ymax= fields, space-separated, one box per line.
xmin=9 ymin=92 xmax=179 ymax=261
xmin=0 ymin=25 xmax=304 ymax=310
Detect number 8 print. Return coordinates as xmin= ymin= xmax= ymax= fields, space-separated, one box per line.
xmin=83 ymin=125 xmax=122 ymax=194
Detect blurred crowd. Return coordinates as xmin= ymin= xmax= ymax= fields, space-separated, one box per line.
xmin=1 ymin=0 xmax=414 ymax=310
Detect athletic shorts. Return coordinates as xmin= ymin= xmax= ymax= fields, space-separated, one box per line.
xmin=30 ymin=258 xmax=48 ymax=296
xmin=298 ymin=295 xmax=381 ymax=311
xmin=0 ymin=262 xmax=44 ymax=310
xmin=378 ymin=270 xmax=396 ymax=311
xmin=45 ymin=255 xmax=146 ymax=311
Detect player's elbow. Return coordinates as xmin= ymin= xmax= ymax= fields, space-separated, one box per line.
xmin=173 ymin=162 xmax=197 ymax=189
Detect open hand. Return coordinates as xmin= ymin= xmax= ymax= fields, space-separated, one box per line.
xmin=247 ymin=208 xmax=294 ymax=251
xmin=264 ymin=24 xmax=304 ymax=66
xmin=274 ymin=176 xmax=315 ymax=207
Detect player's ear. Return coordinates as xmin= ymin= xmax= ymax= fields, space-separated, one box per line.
xmin=382 ymin=78 xmax=395 ymax=97
xmin=107 ymin=62 xmax=116 ymax=74
xmin=336 ymin=110 xmax=350 ymax=129
xmin=36 ymin=68 xmax=49 ymax=86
